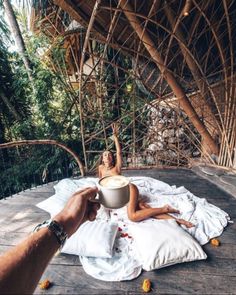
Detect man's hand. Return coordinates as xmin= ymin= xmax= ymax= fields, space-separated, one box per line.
xmin=0 ymin=187 xmax=99 ymax=295
xmin=54 ymin=187 xmax=100 ymax=237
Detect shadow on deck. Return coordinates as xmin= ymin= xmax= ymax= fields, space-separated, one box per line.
xmin=0 ymin=168 xmax=235 ymax=294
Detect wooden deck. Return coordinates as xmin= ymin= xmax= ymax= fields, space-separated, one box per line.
xmin=0 ymin=168 xmax=235 ymax=294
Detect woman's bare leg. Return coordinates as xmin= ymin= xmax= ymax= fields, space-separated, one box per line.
xmin=138 ymin=202 xmax=195 ymax=228
xmin=127 ymin=184 xmax=180 ymax=222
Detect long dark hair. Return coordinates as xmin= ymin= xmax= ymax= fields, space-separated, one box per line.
xmin=99 ymin=150 xmax=116 ymax=167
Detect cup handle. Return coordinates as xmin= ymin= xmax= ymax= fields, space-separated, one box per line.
xmin=89 ymin=191 xmax=102 ymax=204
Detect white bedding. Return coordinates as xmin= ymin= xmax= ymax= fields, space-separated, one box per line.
xmin=37 ymin=176 xmax=230 ymax=281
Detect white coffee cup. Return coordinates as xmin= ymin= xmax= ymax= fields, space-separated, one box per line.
xmin=91 ymin=175 xmax=130 ymax=209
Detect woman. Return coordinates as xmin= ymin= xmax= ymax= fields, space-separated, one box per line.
xmin=98 ymin=123 xmax=194 ymax=227
xmin=98 ymin=123 xmax=122 ymax=178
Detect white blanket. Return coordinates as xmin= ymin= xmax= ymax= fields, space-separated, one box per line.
xmin=128 ymin=176 xmax=230 ymax=245
xmin=37 ymin=176 xmax=230 ymax=281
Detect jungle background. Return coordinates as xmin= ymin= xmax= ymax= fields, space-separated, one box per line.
xmin=1 ymin=0 xmax=235 ymax=198
xmin=0 ymin=1 xmax=150 ymax=197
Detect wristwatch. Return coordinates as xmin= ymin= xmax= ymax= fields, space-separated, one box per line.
xmin=33 ymin=219 xmax=68 ymax=248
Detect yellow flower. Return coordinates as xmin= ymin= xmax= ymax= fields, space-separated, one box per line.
xmin=210 ymin=238 xmax=220 ymax=247
xmin=142 ymin=279 xmax=151 ymax=293
xmin=39 ymin=279 xmax=51 ymax=290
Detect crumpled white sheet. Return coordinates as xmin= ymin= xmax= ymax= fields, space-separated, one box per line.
xmin=45 ymin=176 xmax=230 ymax=281
xmin=133 ymin=177 xmax=230 ymax=243
xmin=80 ymin=229 xmax=142 ymax=281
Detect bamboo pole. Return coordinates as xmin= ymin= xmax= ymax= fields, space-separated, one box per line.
xmin=88 ymin=42 xmax=108 ymax=149
xmin=0 ymin=140 xmax=85 ymax=176
xmin=133 ymin=0 xmax=161 ymax=73
xmin=223 ymin=0 xmax=234 ymax=133
xmin=132 ymin=85 xmax=136 ymax=165
xmin=120 ymin=0 xmax=219 ymax=155
xmin=164 ymin=2 xmax=220 ymax=136
xmin=77 ymin=0 xmax=101 ymax=171
xmin=53 ymin=0 xmax=108 ymax=46
xmin=100 ymin=4 xmax=227 ymax=134
xmin=192 ymin=0 xmax=229 ymax=128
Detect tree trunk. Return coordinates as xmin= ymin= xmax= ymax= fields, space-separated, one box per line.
xmin=3 ymin=0 xmax=34 ymax=83
xmin=0 ymin=89 xmax=21 ymax=121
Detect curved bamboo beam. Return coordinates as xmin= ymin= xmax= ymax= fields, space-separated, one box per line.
xmin=51 ymin=3 xmax=209 ymax=75
xmin=163 ymin=2 xmax=220 ymax=137
xmin=53 ymin=0 xmax=106 ymax=42
xmin=120 ymin=0 xmax=219 ymax=155
xmin=0 ymin=140 xmax=85 ymax=177
xmin=99 ymin=5 xmax=226 ymax=121
xmin=133 ymin=0 xmax=161 ymax=73
xmin=192 ymin=0 xmax=228 ymax=106
xmin=185 ymin=1 xmax=220 ymax=93
xmin=192 ymin=1 xmax=233 ymax=167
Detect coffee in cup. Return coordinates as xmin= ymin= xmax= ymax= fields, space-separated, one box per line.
xmin=92 ymin=175 xmax=130 ymax=209
xmin=99 ymin=175 xmax=129 ymax=188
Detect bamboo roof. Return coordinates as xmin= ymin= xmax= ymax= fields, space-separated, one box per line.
xmin=31 ymin=0 xmax=236 ymax=171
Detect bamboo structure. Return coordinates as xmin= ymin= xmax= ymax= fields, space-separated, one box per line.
xmin=29 ymin=0 xmax=236 ymax=172
xmin=119 ymin=0 xmax=218 ymax=155
xmin=0 ymin=140 xmax=85 ymax=176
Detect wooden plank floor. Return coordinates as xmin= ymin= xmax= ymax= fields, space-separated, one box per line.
xmin=0 ymin=168 xmax=235 ymax=294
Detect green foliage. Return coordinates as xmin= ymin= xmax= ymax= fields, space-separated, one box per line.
xmin=0 ymin=4 xmax=149 ymax=199
xmin=0 ymin=5 xmax=83 ymax=198
xmin=0 ymin=146 xmax=76 ymax=198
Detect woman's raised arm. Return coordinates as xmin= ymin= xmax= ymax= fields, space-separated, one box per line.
xmin=111 ymin=123 xmax=122 ymax=172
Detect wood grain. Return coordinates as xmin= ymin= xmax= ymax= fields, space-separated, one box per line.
xmin=0 ymin=168 xmax=235 ymax=294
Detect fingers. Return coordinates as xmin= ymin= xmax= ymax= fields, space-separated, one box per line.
xmin=111 ymin=123 xmax=118 ymax=132
xmin=93 ymin=202 xmax=100 ymax=211
xmin=72 ymin=187 xmax=100 ymax=223
xmin=74 ymin=187 xmax=98 ymax=200
xmin=88 ymin=210 xmax=97 ymax=221
xmin=88 ymin=202 xmax=100 ymax=221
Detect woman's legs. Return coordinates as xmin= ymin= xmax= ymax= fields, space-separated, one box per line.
xmin=128 ymin=184 xmax=180 ymax=222
xmin=138 ymin=202 xmax=194 ymax=228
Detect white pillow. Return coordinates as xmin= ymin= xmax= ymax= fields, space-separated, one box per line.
xmin=36 ymin=178 xmax=99 ymax=217
xmin=37 ymin=194 xmax=65 ymax=217
xmin=129 ymin=219 xmax=207 ymax=271
xmin=61 ymin=220 xmax=118 ymax=258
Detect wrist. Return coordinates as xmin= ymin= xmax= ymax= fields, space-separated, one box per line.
xmin=54 ymin=213 xmax=81 ymax=238
xmin=53 ymin=215 xmax=72 ymax=237
xmin=33 ymin=219 xmax=68 ymax=248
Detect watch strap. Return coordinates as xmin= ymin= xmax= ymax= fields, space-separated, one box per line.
xmin=33 ymin=219 xmax=68 ymax=248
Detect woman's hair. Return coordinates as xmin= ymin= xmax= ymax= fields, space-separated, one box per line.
xmin=99 ymin=150 xmax=115 ymax=167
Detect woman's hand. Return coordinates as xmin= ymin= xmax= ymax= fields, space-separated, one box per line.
xmin=111 ymin=123 xmax=119 ymax=137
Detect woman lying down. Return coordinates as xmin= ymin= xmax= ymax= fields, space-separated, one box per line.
xmin=98 ymin=123 xmax=194 ymax=228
